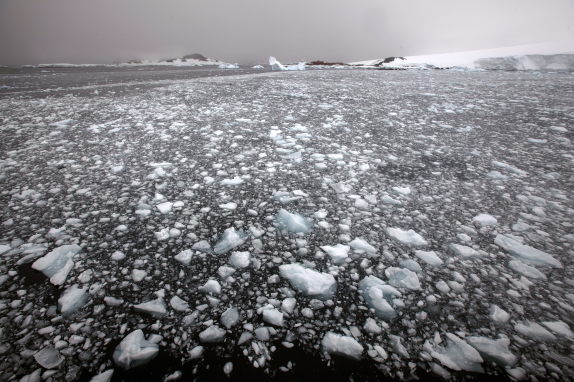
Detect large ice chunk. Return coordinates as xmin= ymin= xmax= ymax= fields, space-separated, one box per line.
xmin=385 ymin=267 xmax=421 ymax=290
xmin=320 ymin=244 xmax=350 ymax=264
xmin=113 ymin=329 xmax=159 ymax=370
xmin=321 ymin=332 xmax=363 ymax=360
xmin=34 ymin=347 xmax=63 ymax=369
xmin=429 ymin=333 xmax=484 ymax=373
xmin=276 ymin=209 xmax=312 ymax=233
xmin=229 ymin=251 xmax=251 ymax=268
xmin=358 ymin=276 xmax=401 ymax=320
xmin=279 ymin=263 xmax=336 ymax=299
xmin=514 ymin=321 xmax=557 ymax=341
xmin=449 ymin=244 xmax=480 ymax=258
xmin=465 ymin=336 xmax=517 ymax=367
xmin=472 ymin=213 xmax=498 ymax=227
xmin=213 ymin=228 xmax=248 ymax=254
xmin=58 ymin=285 xmax=88 ymax=315
xmin=495 ymin=234 xmax=561 ymax=268
xmin=31 ymin=244 xmax=81 ymax=285
xmin=133 ymin=297 xmax=167 ymax=317
xmin=386 ymin=228 xmax=428 ymax=247
xmin=508 ymin=260 xmax=546 ymax=280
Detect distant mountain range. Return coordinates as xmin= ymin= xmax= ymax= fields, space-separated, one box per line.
xmin=27 ymin=53 xmax=225 ymax=68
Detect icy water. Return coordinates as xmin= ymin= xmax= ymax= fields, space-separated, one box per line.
xmin=0 ymin=67 xmax=573 ymax=381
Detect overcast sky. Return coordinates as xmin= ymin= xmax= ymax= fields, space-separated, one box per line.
xmin=0 ymin=0 xmax=573 ymax=65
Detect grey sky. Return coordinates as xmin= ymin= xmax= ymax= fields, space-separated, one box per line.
xmin=1 ymin=0 xmax=573 ymax=65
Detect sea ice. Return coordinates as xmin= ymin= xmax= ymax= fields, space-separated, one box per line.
xmin=220 ymin=307 xmax=240 ymax=329
xmin=464 ymin=336 xmax=517 ymax=367
xmin=508 ymin=260 xmax=546 ymax=279
xmin=385 ymin=267 xmax=421 ymax=290
xmin=358 ymin=276 xmax=401 ymax=320
xmin=213 ymin=228 xmax=248 ymax=254
xmin=276 ymin=209 xmax=312 ymax=233
xmin=349 ymin=238 xmax=377 ymax=256
xmin=320 ymin=244 xmax=350 ymax=264
xmin=113 ymin=329 xmax=159 ymax=370
xmin=229 ymin=251 xmax=251 ymax=268
xmin=34 ymin=347 xmax=63 ymax=369
xmin=262 ymin=307 xmax=284 ymax=326
xmin=174 ymin=249 xmax=193 ymax=265
xmin=472 ymin=213 xmax=498 ymax=227
xmin=429 ymin=333 xmax=484 ymax=373
xmin=31 ymin=244 xmax=81 ymax=285
xmin=199 ymin=326 xmax=226 ymax=343
xmin=514 ymin=321 xmax=557 ymax=342
xmin=279 ymin=263 xmax=336 ymax=299
xmin=449 ymin=244 xmax=480 ymax=258
xmin=495 ymin=234 xmax=562 ymax=267
xmin=386 ymin=228 xmax=428 ymax=247
xmin=58 ymin=285 xmax=88 ymax=315
xmin=321 ymin=332 xmax=364 ymax=360
xmin=199 ymin=280 xmax=221 ymax=295
xmin=133 ymin=297 xmax=167 ymax=317
xmin=414 ymin=250 xmax=443 ymax=266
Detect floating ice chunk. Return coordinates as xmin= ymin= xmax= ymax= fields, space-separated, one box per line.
xmin=541 ymin=321 xmax=573 ymax=339
xmin=349 ymin=238 xmax=377 ymax=255
xmin=218 ymin=265 xmax=236 ymax=279
xmin=58 ymin=285 xmax=88 ymax=315
xmin=276 ymin=209 xmax=312 ymax=233
xmin=495 ymin=234 xmax=562 ymax=268
xmin=281 ymin=297 xmax=297 ymax=314
xmin=489 ymin=305 xmax=510 ymax=323
xmin=219 ymin=202 xmax=237 ymax=210
xmin=200 ymin=279 xmax=221 ymax=295
xmin=154 ymin=228 xmax=170 ymax=241
xmin=492 ymin=161 xmax=527 ymax=176
xmin=262 ymin=307 xmax=284 ymax=326
xmin=381 ymin=195 xmax=402 ymax=205
xmin=89 ymin=369 xmax=114 ymax=382
xmin=358 ymin=276 xmax=401 ymax=320
xmin=392 ymin=186 xmax=411 ymax=196
xmin=449 ymin=244 xmax=480 ymax=258
xmin=508 ymin=260 xmax=546 ymax=280
xmin=472 ymin=213 xmax=498 ymax=227
xmin=279 ymin=263 xmax=336 ymax=299
xmin=430 ymin=333 xmax=484 ymax=373
xmin=134 ymin=298 xmax=167 ymax=317
xmin=330 ymin=182 xmax=352 ymax=194
xmin=156 ymin=202 xmax=173 ymax=214
xmin=385 ymin=267 xmax=421 ymax=290
xmin=221 ymin=177 xmax=244 ymax=186
xmin=320 ymin=244 xmax=350 ymax=264
xmin=221 ymin=307 xmax=240 ymax=329
xmin=31 ymin=244 xmax=81 ymax=285
xmin=169 ymin=296 xmax=189 ymax=311
xmin=229 ymin=251 xmax=251 ymax=268
xmin=414 ymin=250 xmax=443 ymax=266
xmin=132 ymin=269 xmax=147 ymax=282
xmin=465 ymin=337 xmax=517 ymax=367
xmin=192 ymin=240 xmax=212 ymax=253
xmin=514 ymin=321 xmax=557 ymax=342
xmin=174 ymin=249 xmax=193 ymax=265
xmin=113 ymin=329 xmax=159 ymax=370
xmin=213 ymin=228 xmax=248 ymax=254
xmin=386 ymin=228 xmax=428 ymax=247
xmin=399 ymin=259 xmax=422 ymax=273
xmin=321 ymin=332 xmax=363 ymax=360
xmin=363 ymin=318 xmax=382 ymax=334
xmin=199 ymin=326 xmax=226 ymax=343
xmin=34 ymin=347 xmax=63 ymax=369
xmin=111 ymin=250 xmax=126 ymax=261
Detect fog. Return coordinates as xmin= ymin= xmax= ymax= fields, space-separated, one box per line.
xmin=0 ymin=0 xmax=573 ymax=65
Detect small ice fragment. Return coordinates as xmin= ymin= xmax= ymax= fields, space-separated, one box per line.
xmin=199 ymin=280 xmax=221 ymax=295
xmin=174 ymin=249 xmax=193 ymax=265
xmin=385 ymin=267 xmax=421 ymax=290
xmin=229 ymin=251 xmax=251 ymax=268
xmin=221 ymin=307 xmax=240 ymax=329
xmin=349 ymin=238 xmax=377 ymax=255
xmin=262 ymin=307 xmax=284 ymax=326
xmin=414 ymin=250 xmax=443 ymax=266
xmin=169 ymin=296 xmax=189 ymax=312
xmin=320 ymin=244 xmax=350 ymax=264
xmin=133 ymin=298 xmax=167 ymax=317
xmin=489 ymin=305 xmax=510 ymax=323
xmin=449 ymin=244 xmax=480 ymax=258
xmin=156 ymin=202 xmax=173 ymax=214
xmin=472 ymin=213 xmax=498 ymax=227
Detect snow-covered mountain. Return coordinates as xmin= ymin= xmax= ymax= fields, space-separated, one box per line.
xmin=351 ymin=43 xmax=574 ymax=71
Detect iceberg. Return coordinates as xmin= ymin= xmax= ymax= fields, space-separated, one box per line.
xmin=113 ymin=329 xmax=159 ymax=370
xmin=31 ymin=244 xmax=81 ymax=285
xmin=279 ymin=263 xmax=336 ymax=299
xmin=269 ymin=56 xmax=306 ymax=71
